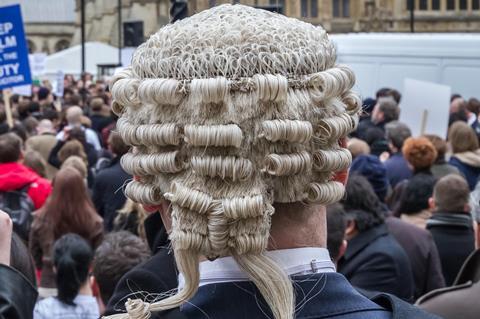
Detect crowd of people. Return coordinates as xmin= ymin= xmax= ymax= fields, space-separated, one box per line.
xmin=0 ymin=4 xmax=479 ymax=319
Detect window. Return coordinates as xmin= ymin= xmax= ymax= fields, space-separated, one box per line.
xmin=447 ymin=0 xmax=455 ymax=10
xmin=474 ymin=0 xmax=480 ymax=9
xmin=54 ymin=39 xmax=70 ymax=52
xmin=432 ymin=0 xmax=440 ymax=10
xmin=459 ymin=0 xmax=467 ymax=9
xmin=419 ymin=0 xmax=428 ymax=10
xmin=333 ymin=0 xmax=349 ymax=17
xmin=301 ymin=0 xmax=318 ymax=17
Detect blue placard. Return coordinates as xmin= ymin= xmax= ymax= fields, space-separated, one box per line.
xmin=0 ymin=4 xmax=32 ymax=90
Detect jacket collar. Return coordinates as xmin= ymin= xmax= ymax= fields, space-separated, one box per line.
xmin=343 ymin=224 xmax=388 ymax=260
xmin=427 ymin=211 xmax=473 ymax=229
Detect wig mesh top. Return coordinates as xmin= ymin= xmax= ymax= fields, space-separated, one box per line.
xmin=131 ymin=4 xmax=336 ymax=80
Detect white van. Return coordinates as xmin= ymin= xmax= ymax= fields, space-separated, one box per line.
xmin=330 ymin=33 xmax=480 ymax=100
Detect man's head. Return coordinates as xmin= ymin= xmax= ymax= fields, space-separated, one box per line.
xmin=398 ymin=173 xmax=436 ymax=215
xmin=92 ymin=231 xmax=150 ymax=307
xmin=0 ymin=133 xmax=23 ymax=163
xmin=450 ymin=94 xmax=465 ymax=113
xmin=111 ymin=4 xmax=360 ymax=318
xmin=371 ymin=97 xmax=399 ymax=125
xmin=347 ymin=138 xmax=370 ymax=160
xmin=385 ymin=121 xmax=412 ymax=153
xmin=424 ymin=134 xmax=447 ymax=162
xmin=432 ymin=174 xmax=470 ymax=213
xmin=90 ymin=97 xmax=105 ymax=113
xmin=65 ymin=106 xmax=83 ymax=126
xmin=36 ymin=119 xmax=55 ymax=135
xmin=448 ymin=121 xmax=479 ymax=153
xmin=108 ymin=131 xmax=129 ymax=157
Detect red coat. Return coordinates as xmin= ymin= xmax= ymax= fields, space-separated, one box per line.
xmin=0 ymin=162 xmax=52 ymax=209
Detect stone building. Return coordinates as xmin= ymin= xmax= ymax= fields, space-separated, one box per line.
xmin=0 ymin=0 xmax=75 ymax=54
xmin=2 ymin=0 xmax=479 ymax=54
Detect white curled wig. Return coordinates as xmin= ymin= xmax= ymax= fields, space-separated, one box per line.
xmin=107 ymin=4 xmax=360 ymax=319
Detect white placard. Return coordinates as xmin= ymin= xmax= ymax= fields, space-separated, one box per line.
xmin=11 ymin=84 xmax=31 ymax=96
xmin=28 ymin=52 xmax=47 ymax=77
xmin=400 ymin=78 xmax=451 ymax=138
xmin=54 ymin=70 xmax=64 ymax=97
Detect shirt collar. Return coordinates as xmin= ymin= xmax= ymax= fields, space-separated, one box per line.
xmin=178 ymin=247 xmax=335 ymax=289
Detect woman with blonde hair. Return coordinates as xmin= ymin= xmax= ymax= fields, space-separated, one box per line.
xmin=448 ymin=121 xmax=480 ymax=190
xmin=29 ymin=167 xmax=103 ymax=298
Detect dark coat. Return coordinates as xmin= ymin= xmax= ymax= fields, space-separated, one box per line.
xmin=426 ymin=211 xmax=476 ymax=286
xmin=106 ymin=252 xmax=438 ymax=319
xmin=384 ymin=153 xmax=412 ymax=188
xmin=0 ymin=264 xmax=37 ymax=319
xmin=338 ymin=224 xmax=415 ymax=301
xmin=385 ymin=217 xmax=445 ymax=299
xmin=90 ymin=114 xmax=113 ymax=134
xmin=92 ymin=156 xmax=131 ymax=231
xmin=448 ymin=156 xmax=480 ymax=190
xmin=417 ymin=249 xmax=480 ymax=319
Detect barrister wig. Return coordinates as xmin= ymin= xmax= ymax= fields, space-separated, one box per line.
xmin=108 ymin=4 xmax=360 ymax=319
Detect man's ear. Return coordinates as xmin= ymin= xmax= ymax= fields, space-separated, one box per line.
xmin=345 ymin=220 xmax=356 ymax=240
xmin=428 ymin=197 xmax=435 ymax=210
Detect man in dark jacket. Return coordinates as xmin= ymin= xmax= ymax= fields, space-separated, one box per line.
xmin=339 ymin=175 xmax=414 ymax=301
xmin=383 ymin=121 xmax=413 ymax=188
xmin=92 ymin=132 xmax=131 ymax=231
xmin=427 ymin=174 xmax=476 ymax=286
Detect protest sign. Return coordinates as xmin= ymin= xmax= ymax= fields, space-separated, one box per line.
xmin=29 ymin=53 xmax=47 ymax=77
xmin=400 ymin=78 xmax=451 ymax=138
xmin=0 ymin=4 xmax=32 ymax=90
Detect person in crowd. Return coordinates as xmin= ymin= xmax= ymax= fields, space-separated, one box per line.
xmin=326 ymin=204 xmax=348 ymax=263
xmin=467 ymin=98 xmax=480 ymax=138
xmin=89 ymin=97 xmax=113 ymax=134
xmin=26 ymin=119 xmax=58 ymax=180
xmin=92 ymin=231 xmax=150 ymax=313
xmin=113 ymin=199 xmax=148 ymax=241
xmin=92 ymin=132 xmax=131 ymax=231
xmin=347 ymin=138 xmax=370 ymax=160
xmin=349 ymin=154 xmax=445 ymax=299
xmin=57 ymin=140 xmax=88 ymax=165
xmin=350 ymin=155 xmax=389 ymax=202
xmin=448 ymin=121 xmax=480 ymax=189
xmin=0 ymin=133 xmax=51 ymax=210
xmin=450 ymin=94 xmax=464 ymax=113
xmin=0 ymin=210 xmax=38 ymax=319
xmin=339 ymin=175 xmax=414 ymax=301
xmin=383 ymin=121 xmax=412 ymax=187
xmin=34 ymin=233 xmax=100 ymax=319
xmin=424 ymin=134 xmax=460 ymax=179
xmin=427 ymin=174 xmax=476 ymax=286
xmin=56 ymin=106 xmax=101 ymax=151
xmin=397 ymin=174 xmax=436 ymax=228
xmin=23 ymin=150 xmax=47 ymax=178
xmin=363 ymin=126 xmax=390 ymax=156
xmin=417 ymin=249 xmax=480 ymax=319
xmin=356 ymin=96 xmax=399 ymax=140
xmin=37 ymin=87 xmax=54 ymax=112
xmin=61 ymin=155 xmax=88 ymax=183
xmin=104 ymin=5 xmax=435 ymax=319
xmin=29 ymin=167 xmax=103 ymax=298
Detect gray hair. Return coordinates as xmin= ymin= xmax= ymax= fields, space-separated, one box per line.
xmin=385 ymin=121 xmax=412 ymax=150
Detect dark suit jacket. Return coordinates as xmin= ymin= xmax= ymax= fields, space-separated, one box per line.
xmin=0 ymin=264 xmax=37 ymax=319
xmin=385 ymin=217 xmax=445 ymax=299
xmin=338 ymin=224 xmax=415 ymax=301
xmin=92 ymin=156 xmax=131 ymax=231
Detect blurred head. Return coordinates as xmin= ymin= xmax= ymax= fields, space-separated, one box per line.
xmin=450 ymin=95 xmax=465 ymax=113
xmin=108 ymin=131 xmax=129 ymax=157
xmin=424 ymin=134 xmax=447 ymax=162
xmin=371 ymin=97 xmax=399 ymax=125
xmin=66 ymin=106 xmax=83 ymax=125
xmin=385 ymin=121 xmax=412 ymax=153
xmin=92 ymin=231 xmax=150 ymax=305
xmin=53 ymin=233 xmax=93 ymax=305
xmin=90 ymin=97 xmax=104 ymax=112
xmin=402 ymin=137 xmax=437 ymax=172
xmin=36 ymin=119 xmax=55 ymax=135
xmin=61 ymin=155 xmax=88 ymax=180
xmin=42 ymin=167 xmax=98 ymax=240
xmin=467 ymin=98 xmax=480 ymax=116
xmin=342 ymin=175 xmax=386 ymax=234
xmin=69 ymin=127 xmax=87 ymax=145
xmin=0 ymin=133 xmax=22 ymax=163
xmin=23 ymin=150 xmax=47 ymax=178
xmin=398 ymin=174 xmax=436 ymax=215
xmin=448 ymin=121 xmax=479 ymax=153
xmin=432 ymin=174 xmax=470 ymax=213
xmin=364 ymin=127 xmax=389 ymax=156
xmin=347 ymin=138 xmax=370 ymax=160
xmin=326 ymin=204 xmax=347 ymax=262
xmin=58 ymin=140 xmax=87 ymax=164
xmin=350 ymin=155 xmax=389 ymax=202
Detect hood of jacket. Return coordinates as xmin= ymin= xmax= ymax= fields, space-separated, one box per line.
xmin=453 ymin=150 xmax=480 ymax=167
xmin=0 ymin=162 xmax=41 ymax=192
